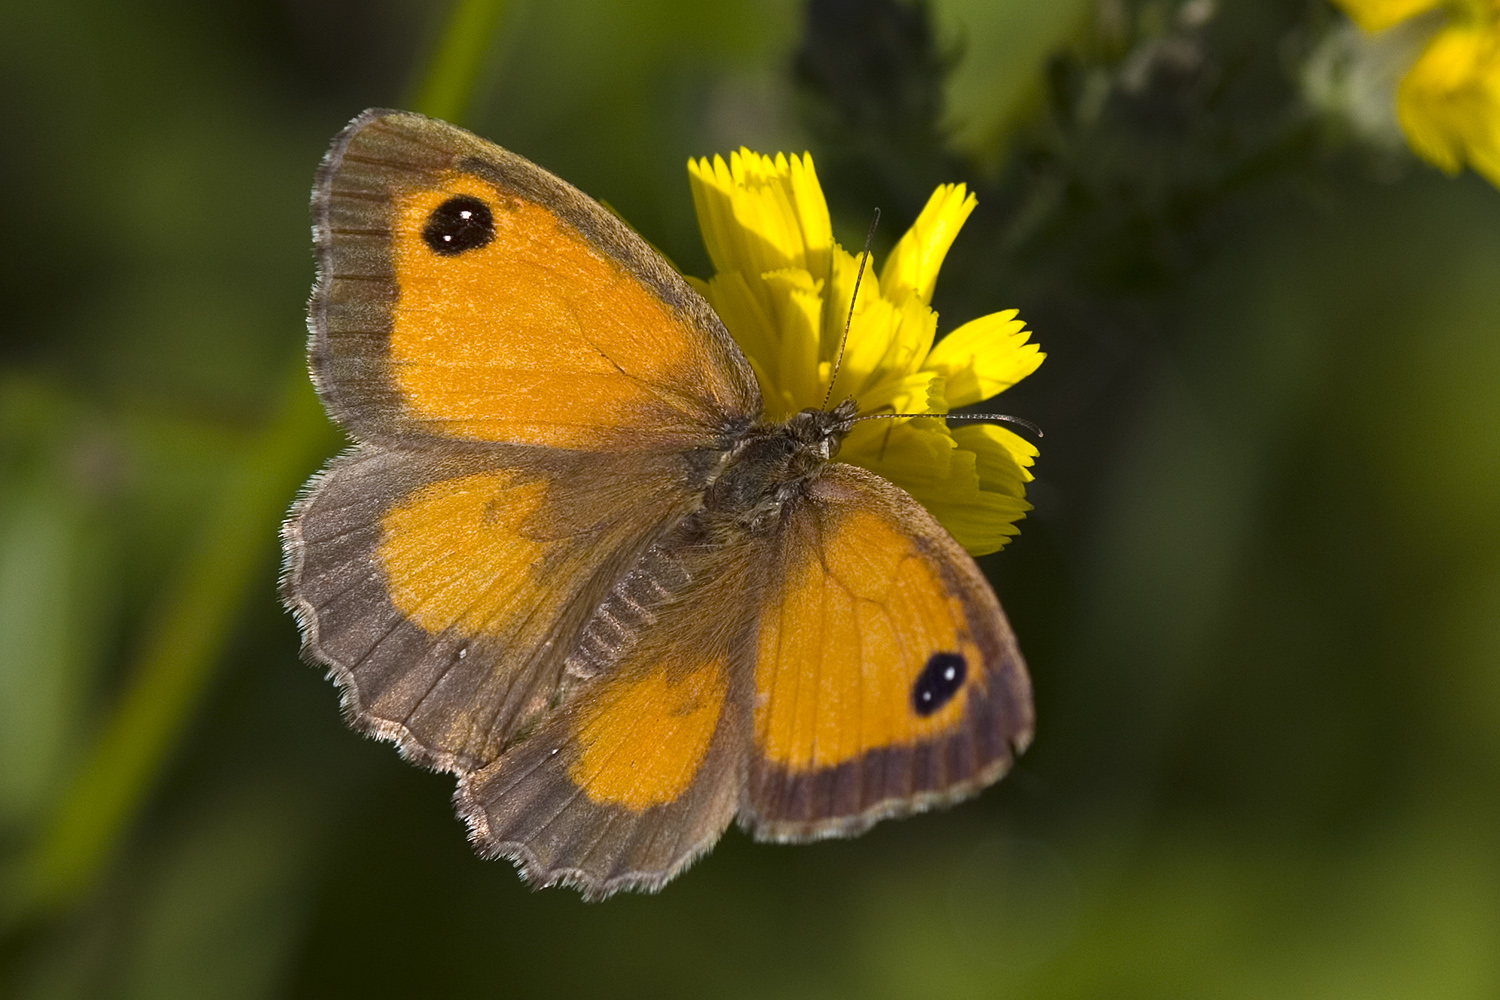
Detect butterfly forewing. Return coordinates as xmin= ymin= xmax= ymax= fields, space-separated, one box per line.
xmin=310 ymin=108 xmax=759 ymax=452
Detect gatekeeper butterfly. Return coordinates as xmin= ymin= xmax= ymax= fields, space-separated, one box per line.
xmin=281 ymin=109 xmax=1034 ymax=898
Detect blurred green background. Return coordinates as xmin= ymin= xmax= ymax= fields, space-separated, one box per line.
xmin=2 ymin=0 xmax=1498 ymax=996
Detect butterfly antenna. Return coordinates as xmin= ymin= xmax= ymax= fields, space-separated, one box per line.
xmin=852 ymin=411 xmax=1045 ymax=440
xmin=960 ymin=412 xmax=1044 ymax=439
xmin=821 ymin=208 xmax=881 ymax=412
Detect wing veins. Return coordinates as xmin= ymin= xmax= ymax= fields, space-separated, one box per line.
xmin=578 ymin=333 xmax=712 ymax=422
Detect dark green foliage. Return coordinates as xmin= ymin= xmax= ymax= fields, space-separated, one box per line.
xmin=794 ymin=0 xmax=960 ymax=219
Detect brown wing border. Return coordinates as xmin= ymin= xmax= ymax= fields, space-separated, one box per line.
xmin=451 ymin=684 xmax=748 ymax=901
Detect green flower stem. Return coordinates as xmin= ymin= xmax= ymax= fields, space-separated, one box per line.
xmin=409 ymin=0 xmax=511 ymax=123
xmin=7 ymin=0 xmax=508 ymax=924
xmin=12 ymin=366 xmax=336 ymax=920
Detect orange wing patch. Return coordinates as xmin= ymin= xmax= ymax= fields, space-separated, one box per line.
xmin=568 ymin=658 xmax=730 ymax=809
xmin=389 ymin=173 xmax=727 ymax=449
xmin=376 ymin=469 xmax=549 ymax=635
xmin=754 ymin=506 xmax=984 ymax=772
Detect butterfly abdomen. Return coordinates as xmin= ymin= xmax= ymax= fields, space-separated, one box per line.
xmin=561 ymin=511 xmax=723 ymax=687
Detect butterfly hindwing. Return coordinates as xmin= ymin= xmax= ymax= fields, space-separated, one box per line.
xmin=283 ymin=445 xmax=711 ymax=773
xmin=740 ymin=462 xmax=1034 ymax=840
xmin=455 ymin=518 xmax=759 ymax=897
xmin=311 ymin=108 xmax=760 ymax=452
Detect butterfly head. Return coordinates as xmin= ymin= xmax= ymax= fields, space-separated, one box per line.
xmin=781 ymin=398 xmax=859 ymax=464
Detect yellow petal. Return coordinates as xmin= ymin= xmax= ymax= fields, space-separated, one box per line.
xmin=785 ymin=152 xmax=833 ymax=285
xmin=948 ymin=424 xmax=1037 ymax=554
xmin=688 ymin=155 xmax=743 ymax=274
xmin=700 ymin=271 xmax=779 ymax=375
xmin=1397 ymin=24 xmax=1500 ymax=184
xmin=822 ymin=243 xmax=883 ymax=342
xmin=841 ymin=420 xmax=1029 ymax=556
xmin=878 ymin=184 xmax=977 ymax=306
xmin=841 ymin=418 xmax=963 ymax=501
xmin=1332 ymin=0 xmax=1444 ymax=33
xmin=821 ymin=247 xmax=889 ymax=395
xmin=761 ymin=268 xmax=828 ymax=412
xmin=876 ymin=295 xmax=941 ymax=382
xmin=687 ymin=150 xmax=832 ymax=282
xmin=927 ymin=489 xmax=1031 ymax=556
xmin=850 ymin=371 xmax=946 ymax=418
xmin=923 ymin=309 xmax=1044 ymax=407
xmin=687 ymin=152 xmax=796 ymax=276
xmin=831 ymin=301 xmax=942 ymax=406
xmin=953 ymin=424 xmax=1037 ymax=495
xmin=688 ymin=148 xmax=1042 ymax=551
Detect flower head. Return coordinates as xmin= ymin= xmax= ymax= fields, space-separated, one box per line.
xmin=686 ymin=150 xmax=1044 ymax=555
xmin=1332 ymin=0 xmax=1500 ymax=186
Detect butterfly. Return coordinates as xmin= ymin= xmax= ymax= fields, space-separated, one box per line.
xmin=281 ymin=109 xmax=1034 ymax=899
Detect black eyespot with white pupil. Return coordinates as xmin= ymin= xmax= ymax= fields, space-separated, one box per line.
xmin=912 ymin=652 xmax=967 ymax=716
xmin=422 ymin=195 xmax=493 ymax=256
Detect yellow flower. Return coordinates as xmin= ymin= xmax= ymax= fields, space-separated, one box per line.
xmin=1337 ymin=0 xmax=1453 ymax=32
xmin=686 ymin=149 xmax=1044 ymax=556
xmin=1333 ymin=0 xmax=1500 ymax=185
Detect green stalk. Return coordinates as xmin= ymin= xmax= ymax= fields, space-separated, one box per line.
xmin=409 ymin=0 xmax=511 ymax=122
xmin=5 ymin=0 xmax=509 ymax=924
xmin=9 ymin=368 xmax=335 ymax=920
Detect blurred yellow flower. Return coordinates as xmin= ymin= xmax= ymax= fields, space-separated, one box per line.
xmin=686 ymin=149 xmax=1044 ymax=555
xmin=1332 ymin=0 xmax=1500 ymax=185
